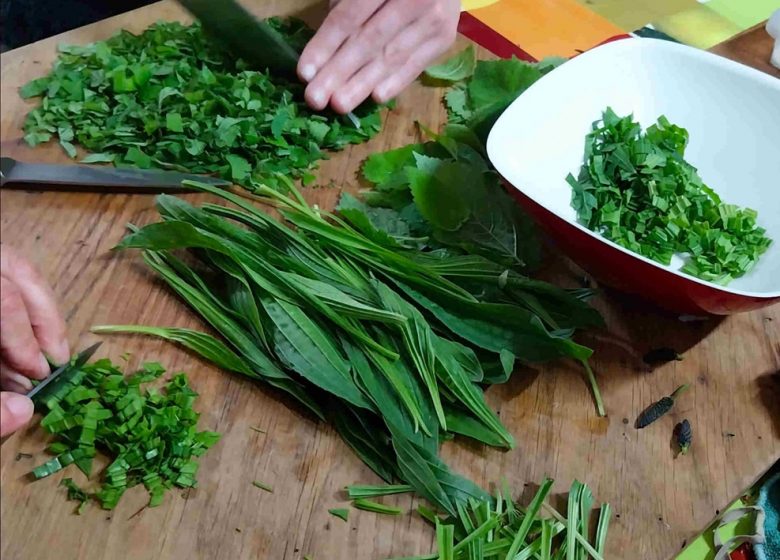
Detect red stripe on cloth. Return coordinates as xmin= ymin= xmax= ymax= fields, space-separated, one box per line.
xmin=595 ymin=34 xmax=633 ymax=47
xmin=458 ymin=11 xmax=537 ymax=62
xmin=570 ymin=34 xmax=634 ymax=58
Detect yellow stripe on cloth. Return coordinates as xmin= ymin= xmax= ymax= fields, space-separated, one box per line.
xmin=467 ymin=0 xmax=625 ymax=59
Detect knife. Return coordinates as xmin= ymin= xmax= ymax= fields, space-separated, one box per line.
xmin=27 ymin=342 xmax=102 ymax=402
xmin=0 ymin=157 xmax=231 ymax=192
xmin=177 ymin=0 xmax=300 ymax=76
xmin=176 ymin=0 xmax=362 ymax=129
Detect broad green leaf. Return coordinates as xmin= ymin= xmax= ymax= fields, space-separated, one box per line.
xmin=424 ymin=45 xmax=476 ymax=83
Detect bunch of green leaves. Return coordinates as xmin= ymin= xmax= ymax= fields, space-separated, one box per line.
xmin=567 ymin=108 xmax=771 ymax=284
xmin=354 ymin=124 xmax=542 ymax=273
xmin=353 ymin=131 xmax=603 ymax=327
xmin=31 ymin=358 xmax=220 ymax=511
xmin=392 ymin=478 xmax=611 ymax=560
xmin=94 ymin=176 xmax=601 ymax=515
xmin=430 ymin=46 xmax=565 ymax=142
xmin=350 ymin=50 xmax=605 ymax=413
xmin=20 ymin=19 xmax=382 ymax=190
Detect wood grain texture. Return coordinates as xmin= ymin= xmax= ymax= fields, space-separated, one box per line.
xmin=1 ymin=3 xmax=778 ymax=559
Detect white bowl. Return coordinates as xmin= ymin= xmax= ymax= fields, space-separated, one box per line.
xmin=487 ymin=38 xmax=780 ymax=314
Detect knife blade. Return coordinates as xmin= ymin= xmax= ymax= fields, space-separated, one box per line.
xmin=176 ymin=0 xmax=362 ymax=129
xmin=176 ymin=0 xmax=300 ymax=76
xmin=26 ymin=342 xmax=102 ymax=401
xmin=0 ymin=157 xmax=231 ymax=192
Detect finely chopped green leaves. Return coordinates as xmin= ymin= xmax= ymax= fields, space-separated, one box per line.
xmin=568 ymin=109 xmax=771 ymax=284
xmin=31 ymin=358 xmax=219 ymax=511
xmin=20 ymin=19 xmax=382 ymax=191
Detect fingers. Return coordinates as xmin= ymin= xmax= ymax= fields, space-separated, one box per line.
xmin=301 ymin=0 xmax=461 ymax=113
xmin=0 ymin=391 xmax=34 ymax=437
xmin=298 ymin=0 xmax=385 ymax=82
xmin=0 ymin=364 xmax=34 ymax=394
xmin=330 ymin=16 xmax=431 ymax=114
xmin=0 ymin=276 xmax=50 ymax=380
xmin=1 ymin=249 xmax=69 ymax=365
xmin=303 ymin=0 xmax=420 ymax=110
xmin=373 ymin=33 xmax=454 ymax=104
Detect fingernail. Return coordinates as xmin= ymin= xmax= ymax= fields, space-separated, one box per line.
xmin=310 ymin=89 xmax=327 ymax=109
xmin=300 ymin=64 xmax=317 ymax=82
xmin=6 ymin=393 xmax=33 ymax=418
xmin=56 ymin=340 xmax=71 ymax=364
xmin=374 ymin=84 xmax=390 ymax=103
xmin=6 ymin=372 xmax=33 ymax=392
xmin=38 ymin=353 xmax=52 ymax=376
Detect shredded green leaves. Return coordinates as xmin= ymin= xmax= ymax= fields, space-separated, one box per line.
xmin=20 ymin=19 xmax=383 ymax=191
xmin=31 ymin=358 xmax=219 ymax=511
xmin=568 ymin=108 xmax=771 ymax=284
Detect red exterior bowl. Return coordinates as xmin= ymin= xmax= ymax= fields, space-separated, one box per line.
xmin=507 ymin=185 xmax=780 ymax=315
xmin=487 ymin=39 xmax=780 ymax=316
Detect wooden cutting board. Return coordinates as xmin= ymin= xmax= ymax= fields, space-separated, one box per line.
xmin=1 ymin=2 xmax=778 ymax=559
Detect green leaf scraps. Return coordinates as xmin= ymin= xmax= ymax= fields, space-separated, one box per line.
xmin=19 ymin=19 xmax=384 ymax=192
xmin=567 ymin=108 xmax=771 ymax=285
xmin=31 ymin=357 xmax=220 ymax=512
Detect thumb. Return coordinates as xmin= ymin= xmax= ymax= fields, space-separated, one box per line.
xmin=0 ymin=392 xmax=34 ymax=437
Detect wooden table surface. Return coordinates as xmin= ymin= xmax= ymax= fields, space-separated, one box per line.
xmin=1 ymin=3 xmax=778 ymax=559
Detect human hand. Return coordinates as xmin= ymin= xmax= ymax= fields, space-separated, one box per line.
xmin=1 ymin=246 xmax=69 ymax=437
xmin=298 ymin=0 xmax=460 ymax=114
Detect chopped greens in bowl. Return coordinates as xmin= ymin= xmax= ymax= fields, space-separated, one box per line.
xmin=567 ymin=108 xmax=772 ymax=286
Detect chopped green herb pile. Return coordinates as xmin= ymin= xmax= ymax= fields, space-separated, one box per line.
xmin=568 ymin=108 xmax=771 ymax=284
xmin=390 ymin=477 xmax=611 ymax=560
xmin=20 ymin=19 xmax=382 ymax=191
xmin=635 ymin=384 xmax=689 ymax=429
xmin=31 ymin=358 xmax=220 ymax=511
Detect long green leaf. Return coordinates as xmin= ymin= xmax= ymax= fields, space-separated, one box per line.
xmin=595 ymin=504 xmax=611 ymax=555
xmin=91 ymin=325 xmax=254 ymax=376
xmin=262 ymin=298 xmax=373 ymax=410
xmin=342 ymin=337 xmax=434 ymax=446
xmin=374 ymin=280 xmax=446 ymax=430
xmin=436 ymin=521 xmax=455 ymax=560
xmin=567 ymin=481 xmax=584 ymax=560
xmin=347 ymin=484 xmax=414 ymax=499
xmin=505 ymin=477 xmax=554 ymax=560
xmin=434 ymin=337 xmax=513 ymax=449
